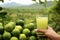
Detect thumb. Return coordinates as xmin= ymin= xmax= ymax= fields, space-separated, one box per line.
xmin=48 ymin=26 xmax=53 ymax=30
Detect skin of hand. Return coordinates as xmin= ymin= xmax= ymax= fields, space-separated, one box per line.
xmin=36 ymin=26 xmax=60 ymax=40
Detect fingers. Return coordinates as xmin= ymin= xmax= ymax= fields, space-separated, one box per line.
xmin=35 ymin=26 xmax=53 ymax=33
xmin=35 ymin=29 xmax=46 ymax=33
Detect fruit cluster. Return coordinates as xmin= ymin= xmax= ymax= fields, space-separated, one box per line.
xmin=0 ymin=20 xmax=37 ymax=40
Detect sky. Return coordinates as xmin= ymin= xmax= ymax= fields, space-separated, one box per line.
xmin=0 ymin=0 xmax=54 ymax=5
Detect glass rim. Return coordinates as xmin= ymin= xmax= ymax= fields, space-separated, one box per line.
xmin=36 ymin=15 xmax=48 ymax=18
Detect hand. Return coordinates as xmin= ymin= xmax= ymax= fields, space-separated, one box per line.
xmin=36 ymin=26 xmax=60 ymax=40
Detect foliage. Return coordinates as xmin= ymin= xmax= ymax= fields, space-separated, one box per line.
xmin=0 ymin=0 xmax=4 ymax=2
xmin=0 ymin=7 xmax=2 ymax=11
xmin=0 ymin=0 xmax=60 ymax=40
xmin=48 ymin=0 xmax=60 ymax=32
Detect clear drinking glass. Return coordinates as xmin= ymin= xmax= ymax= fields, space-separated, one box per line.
xmin=36 ymin=15 xmax=48 ymax=34
xmin=36 ymin=15 xmax=48 ymax=40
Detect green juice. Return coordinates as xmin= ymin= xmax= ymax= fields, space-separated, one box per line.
xmin=36 ymin=17 xmax=48 ymax=30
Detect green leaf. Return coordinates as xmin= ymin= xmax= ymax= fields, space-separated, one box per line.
xmin=39 ymin=0 xmax=44 ymax=4
xmin=0 ymin=7 xmax=2 ymax=11
xmin=45 ymin=0 xmax=47 ymax=3
xmin=0 ymin=0 xmax=4 ymax=2
xmin=32 ymin=0 xmax=36 ymax=1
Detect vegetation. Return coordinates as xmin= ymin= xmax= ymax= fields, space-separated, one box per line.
xmin=48 ymin=0 xmax=60 ymax=32
xmin=0 ymin=0 xmax=60 ymax=40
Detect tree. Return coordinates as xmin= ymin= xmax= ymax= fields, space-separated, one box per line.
xmin=0 ymin=0 xmax=4 ymax=2
xmin=0 ymin=7 xmax=7 ymax=27
xmin=49 ymin=0 xmax=60 ymax=32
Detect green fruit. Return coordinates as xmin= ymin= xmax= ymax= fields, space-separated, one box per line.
xmin=10 ymin=37 xmax=18 ymax=40
xmin=11 ymin=29 xmax=20 ymax=37
xmin=15 ymin=26 xmax=23 ymax=32
xmin=27 ymin=23 xmax=35 ymax=30
xmin=32 ymin=29 xmax=36 ymax=36
xmin=19 ymin=34 xmax=26 ymax=40
xmin=0 ymin=34 xmax=2 ymax=40
xmin=5 ymin=23 xmax=15 ymax=32
xmin=16 ymin=20 xmax=24 ymax=27
xmin=29 ymin=36 xmax=36 ymax=40
xmin=23 ymin=29 xmax=30 ymax=36
xmin=0 ymin=26 xmax=4 ymax=34
xmin=3 ymin=32 xmax=11 ymax=40
xmin=9 ymin=22 xmax=15 ymax=27
xmin=24 ymin=24 xmax=28 ymax=29
xmin=8 ymin=22 xmax=15 ymax=29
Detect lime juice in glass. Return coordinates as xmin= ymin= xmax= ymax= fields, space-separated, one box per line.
xmin=36 ymin=16 xmax=48 ymax=40
xmin=36 ymin=16 xmax=48 ymax=34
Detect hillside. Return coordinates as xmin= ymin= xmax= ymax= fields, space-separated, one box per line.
xmin=0 ymin=1 xmax=55 ymax=9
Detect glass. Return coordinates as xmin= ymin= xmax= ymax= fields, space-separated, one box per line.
xmin=36 ymin=15 xmax=48 ymax=40
xmin=36 ymin=15 xmax=48 ymax=31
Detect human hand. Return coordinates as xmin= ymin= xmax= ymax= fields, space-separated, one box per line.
xmin=36 ymin=26 xmax=60 ymax=40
